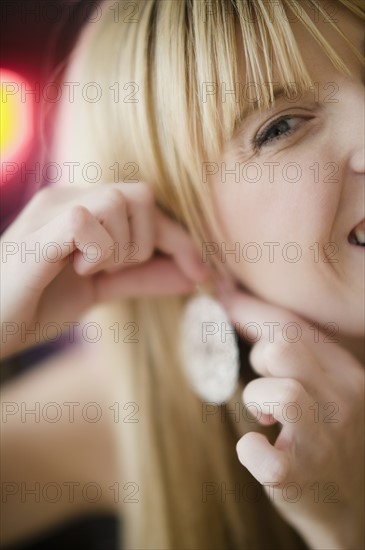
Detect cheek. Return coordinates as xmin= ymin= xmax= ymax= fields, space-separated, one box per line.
xmin=212 ymin=164 xmax=335 ymax=251
xmin=211 ymin=182 xmax=257 ymax=240
xmin=210 ymin=165 xmax=341 ymax=297
xmin=212 ymin=177 xmax=287 ymax=247
xmin=209 ymin=140 xmax=362 ymax=334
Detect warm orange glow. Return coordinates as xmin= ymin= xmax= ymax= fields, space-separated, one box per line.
xmin=1 ymin=69 xmax=33 ymax=175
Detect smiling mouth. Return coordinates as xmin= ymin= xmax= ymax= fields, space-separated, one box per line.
xmin=348 ymin=218 xmax=365 ymax=246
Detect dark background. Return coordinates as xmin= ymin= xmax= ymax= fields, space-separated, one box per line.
xmin=1 ymin=0 xmax=97 ymax=229
xmin=1 ymin=1 xmax=119 ymax=548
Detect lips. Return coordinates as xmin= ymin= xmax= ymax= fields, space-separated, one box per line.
xmin=348 ymin=218 xmax=365 ymax=246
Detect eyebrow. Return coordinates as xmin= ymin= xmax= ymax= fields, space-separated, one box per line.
xmin=232 ymin=85 xmax=286 ymax=137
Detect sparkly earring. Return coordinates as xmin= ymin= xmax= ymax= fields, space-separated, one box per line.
xmin=180 ymin=292 xmax=240 ymax=404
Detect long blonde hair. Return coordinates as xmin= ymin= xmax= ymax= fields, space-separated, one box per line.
xmin=48 ymin=1 xmax=364 ymax=547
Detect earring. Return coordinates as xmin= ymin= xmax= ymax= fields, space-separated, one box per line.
xmin=180 ymin=292 xmax=240 ymax=404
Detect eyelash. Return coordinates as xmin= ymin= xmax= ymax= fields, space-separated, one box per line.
xmin=253 ymin=114 xmax=310 ymax=150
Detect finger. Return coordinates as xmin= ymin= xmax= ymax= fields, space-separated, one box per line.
xmin=249 ymin=337 xmax=327 ymax=396
xmin=155 ymin=209 xmax=209 ymax=283
xmin=88 ymin=186 xmax=210 ymax=281
xmin=216 ymin=285 xmax=303 ymax=343
xmin=242 ymin=377 xmax=314 ymax=427
xmin=114 ymin=183 xmax=156 ymax=262
xmin=71 ymin=184 xmax=151 ymax=272
xmin=18 ymin=205 xmax=114 ymax=292
xmin=84 ymin=183 xmax=157 ymax=272
xmin=87 ymin=186 xmax=209 ymax=282
xmin=38 ymin=183 xmax=154 ymax=274
xmin=236 ymin=432 xmax=290 ymax=485
xmin=93 ymin=256 xmax=197 ymax=301
xmin=215 ymin=284 xmax=342 ymax=373
xmin=80 ymin=186 xmax=131 ymax=272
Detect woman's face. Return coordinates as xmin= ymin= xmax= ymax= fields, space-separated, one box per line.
xmin=210 ymin=4 xmax=364 ymax=337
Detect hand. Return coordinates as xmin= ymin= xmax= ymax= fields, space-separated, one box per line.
xmin=1 ymin=183 xmax=209 ymax=359
xmin=216 ymin=282 xmax=364 ymax=549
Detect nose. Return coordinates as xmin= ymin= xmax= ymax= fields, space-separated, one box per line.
xmin=349 ymin=147 xmax=365 ymax=174
xmin=344 ymin=80 xmax=365 ymax=175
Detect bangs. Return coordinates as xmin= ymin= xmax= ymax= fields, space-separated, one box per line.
xmin=147 ymin=0 xmax=364 ymax=171
xmin=80 ymin=0 xmax=364 ymax=261
xmin=142 ymin=0 xmax=364 ymax=268
xmin=187 ymin=0 xmax=364 ymax=157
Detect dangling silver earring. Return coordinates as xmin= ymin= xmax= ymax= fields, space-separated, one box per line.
xmin=180 ymin=291 xmax=240 ymax=405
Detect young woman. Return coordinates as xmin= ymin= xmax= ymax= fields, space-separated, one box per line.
xmin=1 ymin=0 xmax=364 ymax=548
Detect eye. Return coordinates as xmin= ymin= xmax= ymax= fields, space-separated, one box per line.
xmin=253 ymin=115 xmax=309 ymax=150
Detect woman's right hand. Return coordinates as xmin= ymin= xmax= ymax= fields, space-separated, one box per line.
xmin=1 ymin=182 xmax=209 ymax=359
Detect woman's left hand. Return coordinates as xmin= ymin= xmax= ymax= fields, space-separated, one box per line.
xmin=217 ymin=283 xmax=364 ymax=550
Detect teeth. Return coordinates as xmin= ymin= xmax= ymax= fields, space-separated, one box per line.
xmin=350 ymin=218 xmax=365 ymax=246
xmin=354 ymin=228 xmax=365 ymax=245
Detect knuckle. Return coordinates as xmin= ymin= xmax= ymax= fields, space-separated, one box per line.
xmin=264 ymin=338 xmax=293 ymax=365
xmin=67 ymin=205 xmax=91 ymax=233
xmin=279 ymin=379 xmax=303 ymax=405
xmin=105 ymin=188 xmax=126 ymax=210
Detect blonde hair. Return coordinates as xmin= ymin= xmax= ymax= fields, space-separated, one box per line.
xmin=48 ymin=1 xmax=364 ymax=548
